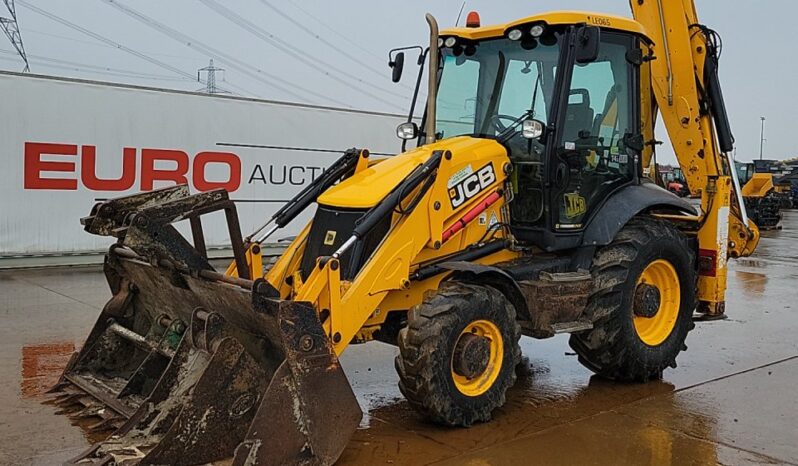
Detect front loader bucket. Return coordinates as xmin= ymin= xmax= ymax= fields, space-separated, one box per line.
xmin=49 ymin=186 xmax=361 ymax=465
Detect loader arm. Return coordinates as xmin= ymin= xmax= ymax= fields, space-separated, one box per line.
xmin=630 ymin=0 xmax=759 ymax=315
xmin=284 ymin=140 xmax=516 ymax=355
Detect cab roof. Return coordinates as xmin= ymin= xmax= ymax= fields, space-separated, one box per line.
xmin=441 ymin=10 xmax=650 ymax=42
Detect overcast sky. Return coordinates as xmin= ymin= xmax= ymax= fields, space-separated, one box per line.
xmin=0 ymin=0 xmax=792 ymax=162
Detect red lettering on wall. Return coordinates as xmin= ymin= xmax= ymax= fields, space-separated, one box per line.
xmin=192 ymin=151 xmax=241 ymax=192
xmin=24 ymin=142 xmax=244 ymax=193
xmin=23 ymin=142 xmax=78 ymax=190
xmin=80 ymin=146 xmax=137 ymax=191
xmin=140 ymin=149 xmax=189 ymax=190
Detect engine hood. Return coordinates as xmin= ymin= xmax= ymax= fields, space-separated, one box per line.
xmin=317 ymin=136 xmax=504 ymax=209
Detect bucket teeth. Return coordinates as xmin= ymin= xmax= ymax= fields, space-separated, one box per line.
xmin=52 ymin=392 xmax=84 ymax=407
xmin=73 ymin=404 xmax=106 ymax=420
xmin=47 ymin=380 xmax=70 ymax=394
xmin=87 ymin=417 xmax=122 ymax=433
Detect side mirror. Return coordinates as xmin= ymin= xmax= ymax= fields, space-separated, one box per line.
xmin=396 ymin=121 xmax=418 ymax=140
xmin=389 ymin=52 xmax=405 ymax=83
xmin=575 ymin=26 xmax=600 ymax=64
xmin=521 ymin=119 xmax=545 ymax=140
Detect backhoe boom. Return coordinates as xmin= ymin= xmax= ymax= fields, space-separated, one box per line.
xmin=630 ymin=0 xmax=759 ymax=315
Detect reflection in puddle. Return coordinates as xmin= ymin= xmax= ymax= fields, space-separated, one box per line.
xmin=735 ymin=270 xmax=768 ymax=295
xmin=21 ymin=342 xmax=75 ymax=398
xmin=736 ymin=258 xmax=766 ymax=268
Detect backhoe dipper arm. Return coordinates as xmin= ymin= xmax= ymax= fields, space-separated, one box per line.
xmin=630 ymin=0 xmax=759 ymax=316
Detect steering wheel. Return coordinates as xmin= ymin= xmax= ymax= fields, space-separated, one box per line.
xmin=491 ymin=114 xmax=546 ymax=161
xmin=489 ymin=114 xmax=523 ymax=134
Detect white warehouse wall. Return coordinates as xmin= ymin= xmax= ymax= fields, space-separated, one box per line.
xmin=0 ymin=71 xmax=409 ymax=257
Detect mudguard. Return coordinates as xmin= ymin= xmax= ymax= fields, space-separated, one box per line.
xmin=582 ymin=181 xmax=696 ymax=246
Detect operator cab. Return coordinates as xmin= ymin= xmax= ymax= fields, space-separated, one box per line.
xmin=419 ymin=12 xmax=653 ymax=251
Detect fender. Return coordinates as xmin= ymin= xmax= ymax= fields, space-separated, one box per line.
xmin=582 ymin=181 xmax=696 ymax=246
xmin=438 ymin=261 xmax=530 ymax=321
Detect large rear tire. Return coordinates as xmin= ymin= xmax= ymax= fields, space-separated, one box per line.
xmin=569 ymin=217 xmax=696 ymax=382
xmin=395 ymin=282 xmax=521 ymax=426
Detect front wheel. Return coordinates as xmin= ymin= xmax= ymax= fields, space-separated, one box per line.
xmin=569 ymin=217 xmax=696 ymax=382
xmin=395 ymin=282 xmax=521 ymax=426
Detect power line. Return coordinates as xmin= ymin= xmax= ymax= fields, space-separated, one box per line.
xmin=101 ymin=0 xmax=349 ymax=107
xmin=0 ymin=0 xmax=29 ymax=71
xmin=0 ymin=50 xmax=188 ymax=82
xmin=287 ymin=0 xmax=384 ymax=63
xmin=256 ymin=0 xmax=412 ymax=91
xmin=25 ymin=27 xmax=202 ymax=62
xmin=15 ymin=1 xmax=257 ymax=97
xmin=285 ymin=1 xmax=426 ymax=107
xmin=17 ymin=1 xmax=198 ymax=83
xmin=197 ymin=0 xmax=407 ymax=109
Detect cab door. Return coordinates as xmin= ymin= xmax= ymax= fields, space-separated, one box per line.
xmin=549 ymin=31 xmax=640 ymax=231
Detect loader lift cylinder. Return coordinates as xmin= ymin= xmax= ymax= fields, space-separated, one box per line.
xmin=250 ymin=148 xmax=365 ymax=243
xmin=334 ymin=150 xmax=444 ymax=276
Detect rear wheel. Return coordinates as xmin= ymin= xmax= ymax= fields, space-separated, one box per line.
xmin=569 ymin=217 xmax=696 ymax=381
xmin=395 ymin=282 xmax=521 ymax=426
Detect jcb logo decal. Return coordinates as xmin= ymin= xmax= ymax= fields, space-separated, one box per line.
xmin=564 ymin=192 xmax=587 ymax=218
xmin=449 ymin=163 xmax=496 ymax=208
xmin=323 ymin=230 xmax=337 ymax=245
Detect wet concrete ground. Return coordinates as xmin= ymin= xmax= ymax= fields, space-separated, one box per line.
xmin=2 ymin=212 xmax=797 ymax=465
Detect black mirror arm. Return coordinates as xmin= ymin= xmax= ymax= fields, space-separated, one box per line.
xmin=403 ymin=47 xmax=429 ymax=152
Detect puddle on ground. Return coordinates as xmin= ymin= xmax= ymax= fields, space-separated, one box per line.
xmin=20 ymin=342 xmax=75 ymax=398
xmin=735 ymin=270 xmax=768 ymax=295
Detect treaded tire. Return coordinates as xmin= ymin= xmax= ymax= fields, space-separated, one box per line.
xmin=395 ymin=282 xmax=521 ymax=426
xmin=569 ymin=217 xmax=697 ymax=382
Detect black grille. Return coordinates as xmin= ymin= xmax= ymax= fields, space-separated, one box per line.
xmin=299 ymin=205 xmax=391 ymax=280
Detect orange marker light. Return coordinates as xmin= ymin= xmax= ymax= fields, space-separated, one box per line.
xmin=466 ymin=11 xmax=480 ymax=28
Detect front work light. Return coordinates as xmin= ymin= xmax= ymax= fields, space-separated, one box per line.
xmin=522 ymin=119 xmax=545 ymax=139
xmin=396 ymin=122 xmax=419 ymax=140
xmin=530 ymin=24 xmax=545 ymax=37
xmin=508 ymin=29 xmax=523 ymax=41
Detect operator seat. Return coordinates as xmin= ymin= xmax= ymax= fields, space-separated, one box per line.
xmin=562 ymin=89 xmax=594 ymax=143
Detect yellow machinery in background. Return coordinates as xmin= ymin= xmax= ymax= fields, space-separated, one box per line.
xmin=50 ymin=1 xmax=759 ymax=465
xmin=737 ymin=160 xmax=784 ymax=229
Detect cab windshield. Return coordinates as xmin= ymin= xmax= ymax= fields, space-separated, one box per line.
xmin=434 ymin=33 xmax=563 ymax=141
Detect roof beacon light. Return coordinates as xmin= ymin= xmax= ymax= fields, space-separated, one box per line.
xmin=466 ymin=11 xmax=480 ymax=28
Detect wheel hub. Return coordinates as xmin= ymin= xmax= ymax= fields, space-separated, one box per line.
xmin=634 ymin=283 xmax=661 ymax=318
xmin=452 ymin=333 xmax=491 ymax=379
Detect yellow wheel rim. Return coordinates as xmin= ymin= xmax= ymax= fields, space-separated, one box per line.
xmin=451 ymin=320 xmax=503 ymax=397
xmin=633 ymin=259 xmax=681 ymax=346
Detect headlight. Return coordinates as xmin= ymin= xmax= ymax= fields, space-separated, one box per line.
xmin=507 ymin=28 xmax=523 ymax=41
xmin=530 ymin=24 xmax=545 ymax=38
xmin=444 ymin=36 xmax=457 ymax=48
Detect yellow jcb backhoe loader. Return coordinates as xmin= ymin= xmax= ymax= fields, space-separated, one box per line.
xmin=50 ymin=1 xmax=759 ymax=464
xmin=736 ymin=160 xmax=784 ymax=229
